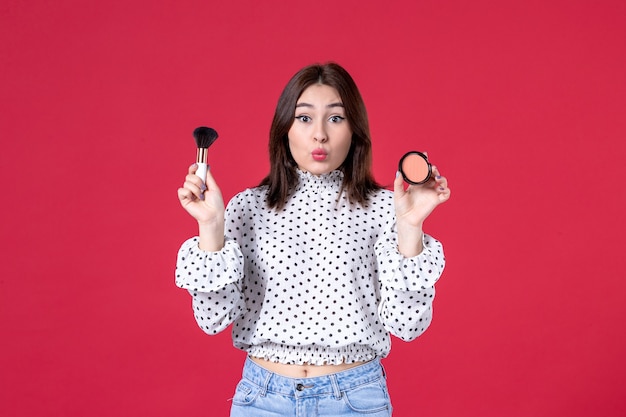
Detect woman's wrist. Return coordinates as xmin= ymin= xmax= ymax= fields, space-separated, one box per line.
xmin=198 ymin=219 xmax=225 ymax=252
xmin=396 ymin=221 xmax=424 ymax=258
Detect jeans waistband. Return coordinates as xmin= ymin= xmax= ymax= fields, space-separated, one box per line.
xmin=241 ymin=357 xmax=384 ymax=398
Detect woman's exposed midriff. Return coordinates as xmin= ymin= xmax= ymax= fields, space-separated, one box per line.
xmin=250 ymin=356 xmax=369 ymax=378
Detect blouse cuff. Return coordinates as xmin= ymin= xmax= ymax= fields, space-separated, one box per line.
xmin=175 ymin=236 xmax=244 ymax=292
xmin=375 ymin=234 xmax=445 ymax=291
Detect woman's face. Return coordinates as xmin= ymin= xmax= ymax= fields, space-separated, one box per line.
xmin=287 ymin=84 xmax=353 ymax=176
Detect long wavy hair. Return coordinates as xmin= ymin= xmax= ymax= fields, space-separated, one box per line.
xmin=259 ymin=62 xmax=381 ymax=210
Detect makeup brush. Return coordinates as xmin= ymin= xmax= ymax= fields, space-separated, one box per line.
xmin=193 ymin=126 xmax=219 ymax=188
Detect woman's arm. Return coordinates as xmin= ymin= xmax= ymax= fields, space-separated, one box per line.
xmin=375 ymin=232 xmax=445 ymax=341
xmin=176 ymin=165 xmax=246 ymax=334
xmin=176 ymin=236 xmax=246 ymax=334
xmin=394 ymin=165 xmax=450 ymax=257
xmin=374 ymin=165 xmax=450 ymax=340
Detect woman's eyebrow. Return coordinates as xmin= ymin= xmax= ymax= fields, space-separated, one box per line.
xmin=295 ymin=102 xmax=345 ymax=108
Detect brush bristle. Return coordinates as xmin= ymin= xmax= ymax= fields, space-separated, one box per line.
xmin=193 ymin=126 xmax=219 ymax=149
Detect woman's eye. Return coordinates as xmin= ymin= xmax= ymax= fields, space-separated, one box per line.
xmin=295 ymin=115 xmax=311 ymax=122
xmin=329 ymin=115 xmax=345 ymax=123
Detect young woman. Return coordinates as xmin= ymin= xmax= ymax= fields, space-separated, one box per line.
xmin=176 ymin=63 xmax=451 ymax=416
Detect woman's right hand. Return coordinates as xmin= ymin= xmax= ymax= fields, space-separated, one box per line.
xmin=177 ymin=163 xmax=225 ymax=227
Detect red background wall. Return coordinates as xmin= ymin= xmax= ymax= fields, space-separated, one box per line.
xmin=1 ymin=0 xmax=625 ymax=416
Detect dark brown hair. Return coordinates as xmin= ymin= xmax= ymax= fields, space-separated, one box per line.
xmin=259 ymin=62 xmax=381 ymax=210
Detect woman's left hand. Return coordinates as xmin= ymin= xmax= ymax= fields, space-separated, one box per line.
xmin=393 ymin=165 xmax=451 ymax=229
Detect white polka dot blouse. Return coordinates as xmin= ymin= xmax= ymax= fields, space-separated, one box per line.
xmin=176 ymin=169 xmax=445 ymax=365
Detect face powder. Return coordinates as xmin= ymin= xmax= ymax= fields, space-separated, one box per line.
xmin=399 ymin=151 xmax=432 ymax=185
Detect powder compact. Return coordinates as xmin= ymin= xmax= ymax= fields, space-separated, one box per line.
xmin=398 ymin=151 xmax=432 ymax=185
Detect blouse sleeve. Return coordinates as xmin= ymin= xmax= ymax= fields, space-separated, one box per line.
xmin=175 ymin=235 xmax=246 ymax=335
xmin=374 ymin=222 xmax=446 ymax=342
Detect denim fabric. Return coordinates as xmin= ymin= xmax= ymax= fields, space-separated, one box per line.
xmin=230 ymin=357 xmax=393 ymax=417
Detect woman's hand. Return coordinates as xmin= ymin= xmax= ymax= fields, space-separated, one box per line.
xmin=177 ymin=164 xmax=226 ymax=251
xmin=178 ymin=163 xmax=225 ymax=225
xmin=393 ymin=164 xmax=451 ymax=257
xmin=394 ymin=165 xmax=450 ymax=227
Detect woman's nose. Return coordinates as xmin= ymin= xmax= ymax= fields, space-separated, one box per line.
xmin=314 ymin=124 xmax=328 ymax=143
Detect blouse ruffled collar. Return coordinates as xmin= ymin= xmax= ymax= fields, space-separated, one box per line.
xmin=296 ymin=169 xmax=344 ymax=189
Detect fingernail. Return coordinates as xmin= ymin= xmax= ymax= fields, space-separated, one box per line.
xmin=439 ymin=187 xmax=445 ymax=191
xmin=396 ymin=171 xmax=401 ymax=178
xmin=436 ymin=175 xmax=442 ymax=179
xmin=200 ymin=183 xmax=207 ymax=192
xmin=199 ymin=193 xmax=205 ymax=200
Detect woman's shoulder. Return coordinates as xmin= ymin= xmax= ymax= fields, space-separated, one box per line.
xmin=368 ymin=187 xmax=394 ymax=205
xmin=227 ymin=185 xmax=269 ymax=209
xmin=352 ymin=187 xmax=394 ymax=217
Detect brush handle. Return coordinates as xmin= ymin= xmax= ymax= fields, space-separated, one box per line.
xmin=195 ymin=162 xmax=208 ymax=185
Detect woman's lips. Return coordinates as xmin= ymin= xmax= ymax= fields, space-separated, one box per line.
xmin=312 ymin=149 xmax=328 ymax=161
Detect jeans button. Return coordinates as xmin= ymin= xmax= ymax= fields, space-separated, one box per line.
xmin=296 ymin=383 xmax=305 ymax=391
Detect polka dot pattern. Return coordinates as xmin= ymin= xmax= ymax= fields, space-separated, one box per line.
xmin=176 ymin=170 xmax=445 ymax=365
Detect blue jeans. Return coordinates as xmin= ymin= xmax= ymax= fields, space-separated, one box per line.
xmin=230 ymin=357 xmax=393 ymax=417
